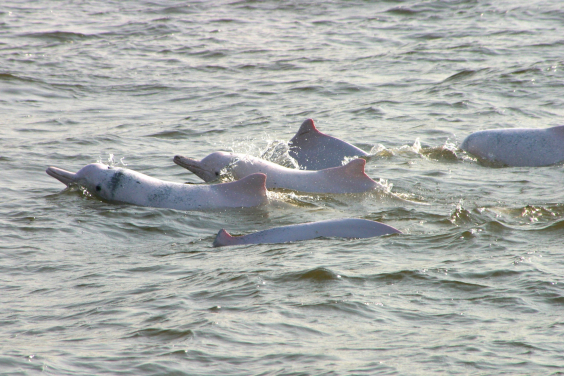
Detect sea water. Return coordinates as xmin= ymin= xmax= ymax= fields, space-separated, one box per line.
xmin=1 ymin=0 xmax=564 ymax=374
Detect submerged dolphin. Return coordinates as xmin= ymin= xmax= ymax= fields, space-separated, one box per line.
xmin=213 ymin=218 xmax=401 ymax=247
xmin=173 ymin=152 xmax=381 ymax=194
xmin=289 ymin=119 xmax=369 ymax=170
xmin=461 ymin=125 xmax=564 ymax=167
xmin=46 ymin=163 xmax=268 ymax=210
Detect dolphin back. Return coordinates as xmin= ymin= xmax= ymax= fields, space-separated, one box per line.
xmin=461 ymin=126 xmax=564 ymax=167
xmin=213 ymin=218 xmax=401 ymax=247
xmin=289 ymin=119 xmax=368 ymax=170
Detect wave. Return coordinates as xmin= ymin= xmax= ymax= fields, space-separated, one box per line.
xmin=276 ymin=267 xmax=342 ymax=282
xmin=19 ymin=30 xmax=96 ymax=41
xmin=368 ymin=138 xmax=463 ymax=163
xmin=125 ymin=327 xmax=194 ymax=341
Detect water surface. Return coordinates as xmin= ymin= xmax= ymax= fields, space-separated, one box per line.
xmin=1 ymin=0 xmax=564 ymax=374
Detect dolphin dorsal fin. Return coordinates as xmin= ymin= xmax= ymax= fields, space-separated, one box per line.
xmin=213 ymin=229 xmax=237 ymax=247
xmin=235 ymin=173 xmax=267 ymax=194
xmin=214 ymin=173 xmax=268 ymax=206
xmin=340 ymin=158 xmax=368 ymax=178
xmin=299 ymin=118 xmax=317 ymax=133
xmin=319 ymin=158 xmax=377 ymax=193
xmin=292 ymin=119 xmax=322 ymax=141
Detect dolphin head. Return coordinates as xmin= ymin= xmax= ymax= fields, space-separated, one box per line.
xmin=47 ymin=163 xmax=117 ymax=196
xmin=460 ymin=134 xmax=473 ymax=153
xmin=460 ymin=131 xmax=494 ymax=160
xmin=173 ymin=152 xmax=234 ymax=182
xmin=74 ymin=163 xmax=117 ymax=194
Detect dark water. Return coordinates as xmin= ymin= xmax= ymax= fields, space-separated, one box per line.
xmin=2 ymin=0 xmax=564 ymax=374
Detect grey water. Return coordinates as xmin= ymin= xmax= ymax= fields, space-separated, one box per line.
xmin=1 ymin=0 xmax=564 ymax=374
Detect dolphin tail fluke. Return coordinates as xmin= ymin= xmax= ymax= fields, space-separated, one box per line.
xmin=213 ymin=229 xmax=238 ymax=247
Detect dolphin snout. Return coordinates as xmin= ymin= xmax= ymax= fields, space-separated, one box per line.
xmin=173 ymin=155 xmax=214 ymax=181
xmin=173 ymin=155 xmax=200 ymax=171
xmin=46 ymin=166 xmax=76 ymax=186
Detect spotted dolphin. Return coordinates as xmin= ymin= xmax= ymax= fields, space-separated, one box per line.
xmin=46 ymin=163 xmax=268 ymax=210
xmin=288 ymin=119 xmax=369 ymax=170
xmin=461 ymin=125 xmax=564 ymax=167
xmin=213 ymin=218 xmax=401 ymax=247
xmin=173 ymin=152 xmax=381 ymax=194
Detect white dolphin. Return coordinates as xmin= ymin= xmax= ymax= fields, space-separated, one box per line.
xmin=289 ymin=119 xmax=369 ymax=170
xmin=460 ymin=125 xmax=564 ymax=167
xmin=173 ymin=152 xmax=381 ymax=194
xmin=213 ymin=218 xmax=401 ymax=247
xmin=46 ymin=163 xmax=268 ymax=210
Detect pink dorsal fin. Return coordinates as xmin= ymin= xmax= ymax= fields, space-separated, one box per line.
xmin=219 ymin=173 xmax=267 ymax=194
xmin=214 ymin=173 xmax=268 ymax=206
xmin=213 ymin=229 xmax=236 ymax=247
xmin=319 ymin=158 xmax=377 ymax=193
xmin=341 ymin=158 xmax=368 ymax=178
xmin=237 ymin=173 xmax=267 ymax=193
xmin=295 ymin=119 xmax=320 ymax=137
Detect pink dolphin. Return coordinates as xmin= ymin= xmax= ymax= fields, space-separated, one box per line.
xmin=213 ymin=218 xmax=401 ymax=247
xmin=46 ymin=163 xmax=268 ymax=210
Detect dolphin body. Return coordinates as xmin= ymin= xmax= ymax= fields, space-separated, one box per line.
xmin=173 ymin=152 xmax=381 ymax=194
xmin=289 ymin=119 xmax=369 ymax=170
xmin=46 ymin=163 xmax=268 ymax=210
xmin=213 ymin=218 xmax=401 ymax=247
xmin=461 ymin=125 xmax=564 ymax=167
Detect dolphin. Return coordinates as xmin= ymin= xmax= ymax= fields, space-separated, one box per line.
xmin=288 ymin=119 xmax=369 ymax=170
xmin=213 ymin=218 xmax=401 ymax=247
xmin=460 ymin=125 xmax=564 ymax=167
xmin=173 ymin=152 xmax=381 ymax=194
xmin=46 ymin=163 xmax=268 ymax=210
